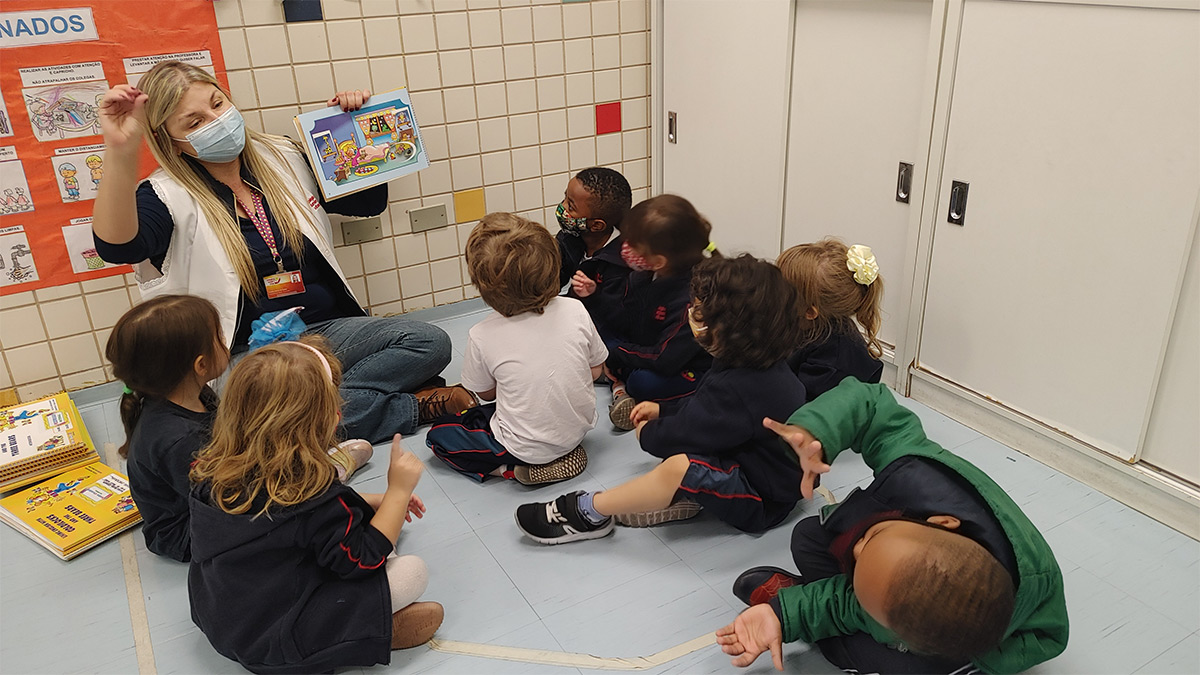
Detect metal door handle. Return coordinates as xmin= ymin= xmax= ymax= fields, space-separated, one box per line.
xmin=948 ymin=180 xmax=969 ymax=225
xmin=896 ymin=162 xmax=913 ymax=203
xmin=668 ymin=111 xmax=677 ymax=144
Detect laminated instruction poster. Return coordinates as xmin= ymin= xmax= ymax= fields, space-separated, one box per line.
xmin=0 ymin=0 xmax=227 ymax=295
xmin=294 ymin=88 xmax=429 ymax=201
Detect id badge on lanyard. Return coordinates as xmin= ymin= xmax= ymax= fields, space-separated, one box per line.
xmin=238 ymin=187 xmax=306 ymax=299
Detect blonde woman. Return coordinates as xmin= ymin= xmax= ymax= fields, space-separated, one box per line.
xmin=92 ymin=61 xmax=471 ymax=444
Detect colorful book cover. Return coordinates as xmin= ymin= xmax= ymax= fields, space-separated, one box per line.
xmin=0 ymin=462 xmax=141 ymax=560
xmin=0 ymin=392 xmax=97 ymax=491
xmin=293 ymin=88 xmax=429 ymax=201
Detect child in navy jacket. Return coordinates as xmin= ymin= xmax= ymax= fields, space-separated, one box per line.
xmin=777 ymin=239 xmax=884 ymax=402
xmin=188 ymin=339 xmax=441 ymax=674
xmin=600 ymin=195 xmax=717 ymax=430
xmin=555 ymin=167 xmax=634 ymax=342
xmin=516 ymin=255 xmax=809 ymax=543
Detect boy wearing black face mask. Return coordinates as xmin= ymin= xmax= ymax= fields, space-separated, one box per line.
xmin=555 ymin=167 xmax=633 ymax=343
xmin=717 ymin=378 xmax=1069 ymax=675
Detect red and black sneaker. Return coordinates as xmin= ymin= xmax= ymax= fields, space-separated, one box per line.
xmin=732 ymin=566 xmax=802 ymax=606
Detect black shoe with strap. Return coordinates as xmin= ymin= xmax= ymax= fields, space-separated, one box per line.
xmin=515 ymin=491 xmax=614 ymax=545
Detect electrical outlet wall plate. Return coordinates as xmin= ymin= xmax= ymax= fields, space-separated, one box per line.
xmin=410 ymin=204 xmax=449 ymax=233
xmin=341 ymin=217 xmax=383 ymax=245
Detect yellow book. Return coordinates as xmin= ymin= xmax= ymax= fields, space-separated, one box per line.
xmin=0 ymin=462 xmax=141 ymax=560
xmin=0 ymin=392 xmax=98 ymax=492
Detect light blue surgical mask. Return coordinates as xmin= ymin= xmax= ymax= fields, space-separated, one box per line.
xmin=172 ymin=106 xmax=246 ymax=163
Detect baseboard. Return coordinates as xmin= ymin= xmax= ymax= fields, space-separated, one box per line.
xmin=908 ymin=371 xmax=1200 ymax=540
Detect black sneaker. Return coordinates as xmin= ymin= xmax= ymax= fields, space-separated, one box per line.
xmin=732 ymin=566 xmax=802 ymax=606
xmin=514 ymin=491 xmax=615 ymax=544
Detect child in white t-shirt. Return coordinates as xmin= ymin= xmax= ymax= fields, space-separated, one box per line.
xmin=426 ymin=213 xmax=608 ymax=485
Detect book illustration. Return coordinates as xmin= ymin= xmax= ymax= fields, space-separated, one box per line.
xmin=22 ymin=476 xmax=84 ymax=512
xmin=295 ymin=88 xmax=429 ymax=201
xmin=0 ymin=148 xmax=35 ymax=214
xmin=0 ymin=392 xmax=97 ymax=493
xmin=0 ymin=97 xmax=13 ymax=138
xmin=112 ymin=496 xmax=136 ymax=514
xmin=0 ymin=226 xmax=39 ymax=286
xmin=3 ymin=405 xmax=51 ymax=432
xmin=22 ymin=80 xmax=107 ymax=142
xmin=39 ymin=434 xmax=66 ymax=453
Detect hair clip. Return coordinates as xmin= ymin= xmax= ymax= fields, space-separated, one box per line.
xmin=704 ymin=241 xmax=718 ymax=257
xmin=122 ymin=386 xmax=134 ymax=395
xmin=846 ymin=244 xmax=879 ymax=285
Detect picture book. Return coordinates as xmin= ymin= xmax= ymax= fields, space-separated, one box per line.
xmin=0 ymin=461 xmax=141 ymax=560
xmin=0 ymin=392 xmax=98 ymax=492
xmin=293 ymin=88 xmax=429 ymax=201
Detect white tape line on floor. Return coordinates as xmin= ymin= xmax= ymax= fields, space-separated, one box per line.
xmin=106 ymin=442 xmax=158 ymax=675
xmin=428 ymin=633 xmax=716 ymax=671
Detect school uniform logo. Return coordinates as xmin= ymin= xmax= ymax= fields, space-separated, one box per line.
xmin=655 ymin=305 xmax=667 ymax=321
xmin=307 ymin=194 xmax=320 ymax=210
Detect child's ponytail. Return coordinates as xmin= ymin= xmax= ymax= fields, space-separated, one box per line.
xmin=856 ymin=277 xmax=884 ymax=358
xmin=117 ymin=389 xmax=144 ymax=458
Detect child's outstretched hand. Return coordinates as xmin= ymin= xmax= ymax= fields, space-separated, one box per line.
xmin=715 ymin=604 xmax=784 ymax=670
xmin=405 ymin=494 xmax=426 ymax=522
xmin=630 ymin=401 xmax=660 ymax=425
xmin=571 ymin=270 xmax=598 ymax=298
xmin=386 ymin=433 xmax=424 ymax=494
xmin=763 ymin=417 xmax=829 ymax=500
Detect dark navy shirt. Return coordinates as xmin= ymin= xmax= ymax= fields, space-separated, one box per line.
xmin=94 ymin=152 xmax=386 ymax=346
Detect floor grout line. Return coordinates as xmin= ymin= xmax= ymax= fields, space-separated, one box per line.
xmin=105 ymin=441 xmax=157 ymax=675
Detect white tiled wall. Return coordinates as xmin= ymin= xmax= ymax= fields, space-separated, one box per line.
xmin=0 ymin=0 xmax=653 ymax=401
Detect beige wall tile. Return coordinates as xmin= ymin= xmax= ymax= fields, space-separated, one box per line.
xmin=508 ymin=112 xmax=539 ymax=147
xmin=482 ymin=150 xmax=513 ymax=184
xmin=564 ymin=72 xmax=593 ymax=106
xmin=62 ymin=368 xmax=107 ymax=392
xmin=505 ymin=79 xmax=537 ymax=114
xmin=472 ymin=47 xmax=506 ymax=84
xmin=0 ymin=358 xmax=11 ymax=389
xmin=80 ymin=276 xmax=124 ymax=293
xmin=246 ymin=25 xmax=291 ymax=67
xmin=0 ymin=291 xmax=36 ymax=309
xmin=395 ymin=233 xmax=430 ymax=267
xmin=327 ymin=20 xmax=368 ymax=60
xmin=443 ymin=86 xmax=477 ymax=123
xmin=423 ymin=125 xmax=450 ymax=160
xmin=620 ymin=0 xmax=648 ymax=32
xmin=366 ymin=270 xmax=403 ymax=305
xmin=287 ymin=23 xmax=330 ymax=63
xmin=1 ymin=305 xmax=46 ymax=348
xmin=536 ymin=76 xmax=565 ymax=110
xmin=372 ymin=300 xmax=406 ymax=316
xmin=227 ymin=70 xmax=258 ymax=108
xmin=623 ymin=158 xmax=649 ymax=189
xmin=511 ymin=145 xmax=541 ymax=180
xmin=400 ymin=265 xmax=434 ymax=299
xmin=531 ymin=5 xmax=562 ymax=42
xmin=468 ymin=0 xmax=500 ymax=8
xmin=435 ymin=12 xmax=470 ymax=50
xmin=596 ymin=133 xmax=622 ymax=165
xmin=594 ymin=68 xmax=620 ymax=102
xmin=220 ymin=29 xmax=252 ymax=70
xmin=562 ymin=3 xmax=591 ymax=39
xmin=254 ymin=67 xmax=298 ymax=106
xmin=484 ymin=184 xmax=515 ymax=212
xmin=324 ymin=0 xmax=363 ymax=20
xmin=410 ymin=90 xmax=445 ymax=124
xmin=451 ymin=156 xmax=483 ymax=190
xmin=259 ymin=105 xmax=299 ymax=136
xmin=538 ymin=109 xmax=567 ymax=143
xmin=405 ymin=52 xmax=442 ymax=91
xmin=332 ymin=60 xmax=372 ymax=91
xmin=364 ymin=17 xmax=404 ymax=57
xmin=401 ymin=14 xmax=438 ymax=53
xmin=399 ymin=0 xmax=436 ymax=14
xmin=447 ymin=122 xmax=481 ymax=156
xmin=390 ymin=198 xmax=421 ymax=231
xmin=564 ymin=38 xmax=593 ymax=74
xmin=478 ymin=117 xmax=510 ymax=152
xmin=540 ymin=142 xmax=568 ymax=175
xmin=369 ymin=55 xmax=407 ymax=92
xmin=439 ymin=49 xmax=475 ymax=87
xmin=361 ymin=239 xmax=398 ymax=275
xmin=435 ymin=0 xmax=468 ymax=11
xmin=533 ymin=41 xmax=564 ymax=77
xmin=294 ymin=63 xmax=336 ymax=104
xmin=362 ymin=0 xmax=400 ymax=16
xmin=623 ymin=128 xmax=648 ymax=160
xmin=40 ymin=297 xmax=90 ymax=339
xmin=500 ymin=0 xmax=531 ymax=7
xmin=405 ymin=294 xmax=435 ymax=312
xmin=542 ymin=173 xmax=569 ymax=206
xmin=213 ymin=0 xmax=242 ymax=27
xmin=622 ymin=95 xmax=648 ymax=129
xmin=500 ymin=7 xmax=532 ymax=44
xmin=51 ymin=334 xmax=102 ymax=374
xmin=419 ymin=160 xmax=453 ymax=194
xmin=334 ymin=245 xmax=365 ymax=278
xmin=434 ymin=287 xmax=465 ymax=306
xmin=593 ymin=35 xmax=620 ymax=70
xmin=468 ymin=10 xmax=502 ymax=46
xmin=620 ymin=31 xmax=648 ymax=67
xmin=621 ymin=64 xmax=648 ymax=98
xmin=431 ymin=258 xmax=463 ymax=291
xmin=347 ymin=276 xmax=368 ymax=303
xmin=592 ymin=0 xmax=620 ymax=35
xmin=502 ymin=44 xmax=534 ymax=79
xmin=568 ymin=137 xmax=597 ymax=170
xmin=84 ymin=289 xmax=131 ymax=331
xmin=475 ymin=82 xmax=507 ymax=118
xmin=239 ymin=0 xmax=284 ymax=25
xmin=567 ymin=105 xmax=594 ymax=138
xmin=35 ymin=283 xmax=81 ymax=302
xmin=427 ymin=226 xmax=460 ymax=258
xmin=513 ymin=178 xmax=542 ymax=211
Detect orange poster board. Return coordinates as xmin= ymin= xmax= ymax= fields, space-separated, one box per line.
xmin=0 ymin=1 xmax=227 ymax=295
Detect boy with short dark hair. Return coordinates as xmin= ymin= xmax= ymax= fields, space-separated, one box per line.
xmin=426 ymin=213 xmax=608 ymax=486
xmin=717 ymin=378 xmax=1069 ymax=674
xmin=555 ymin=167 xmax=633 ymax=341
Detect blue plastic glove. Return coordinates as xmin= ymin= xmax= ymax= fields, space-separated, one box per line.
xmin=248 ymin=307 xmax=307 ymax=351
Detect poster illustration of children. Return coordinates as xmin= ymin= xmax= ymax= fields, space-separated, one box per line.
xmin=59 ymin=163 xmax=80 ymax=201
xmin=22 ymin=81 xmax=107 ymax=143
xmin=0 ymin=226 xmax=40 ymax=286
xmin=86 ymin=155 xmax=103 ymax=187
xmin=50 ymin=148 xmax=105 ymax=203
xmin=0 ymin=152 xmax=35 ymax=214
xmin=0 ymin=97 xmax=12 ymax=138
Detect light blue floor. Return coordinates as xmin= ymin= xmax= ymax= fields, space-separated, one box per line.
xmin=2 ymin=300 xmax=1197 ymax=675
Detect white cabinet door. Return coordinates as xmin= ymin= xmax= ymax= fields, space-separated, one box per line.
xmin=781 ymin=0 xmax=935 ymax=349
xmin=660 ymin=0 xmax=792 ymax=258
xmin=919 ymin=1 xmax=1200 ymax=460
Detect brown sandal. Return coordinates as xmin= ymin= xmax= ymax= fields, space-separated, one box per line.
xmin=390 ymin=601 xmax=444 ymax=649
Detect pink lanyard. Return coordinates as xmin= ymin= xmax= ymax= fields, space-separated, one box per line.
xmin=236 ymin=187 xmax=285 ymax=273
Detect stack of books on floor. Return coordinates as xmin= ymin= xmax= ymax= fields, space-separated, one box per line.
xmin=0 ymin=392 xmax=140 ymax=560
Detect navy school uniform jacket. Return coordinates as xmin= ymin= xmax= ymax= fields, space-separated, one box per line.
xmin=189 ymin=481 xmax=394 ymax=674
xmin=558 ymin=232 xmax=634 ymax=341
xmin=604 ymin=271 xmax=713 ymax=379
xmin=125 ymin=388 xmax=218 ymax=562
xmin=787 ymin=330 xmax=883 ymax=403
xmin=638 ymin=360 xmax=808 ymax=530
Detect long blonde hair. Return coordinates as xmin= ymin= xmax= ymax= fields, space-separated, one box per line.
xmin=139 ymin=61 xmax=310 ymax=301
xmin=190 ymin=336 xmax=343 ymax=516
xmin=777 ymin=238 xmax=884 ymax=358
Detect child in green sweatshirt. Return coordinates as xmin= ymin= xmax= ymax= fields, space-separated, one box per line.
xmin=717 ymin=379 xmax=1068 ymax=674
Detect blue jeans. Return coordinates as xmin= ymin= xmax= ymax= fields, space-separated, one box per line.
xmin=307 ymin=315 xmax=452 ymax=443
